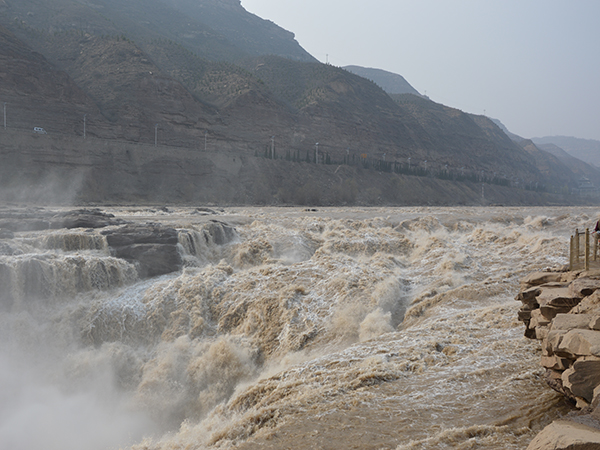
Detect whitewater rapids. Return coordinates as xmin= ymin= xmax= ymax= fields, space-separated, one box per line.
xmin=0 ymin=206 xmax=588 ymax=450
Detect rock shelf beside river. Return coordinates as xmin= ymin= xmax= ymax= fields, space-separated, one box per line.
xmin=516 ymin=268 xmax=600 ymax=449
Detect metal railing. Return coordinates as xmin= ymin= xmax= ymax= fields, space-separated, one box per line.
xmin=570 ymin=228 xmax=599 ymax=271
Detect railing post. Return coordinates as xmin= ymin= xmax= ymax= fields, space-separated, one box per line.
xmin=571 ymin=235 xmax=576 ymax=270
xmin=585 ymin=228 xmax=590 ymax=271
xmin=595 ymin=232 xmax=598 ymax=261
xmin=575 ymin=229 xmax=580 ymax=268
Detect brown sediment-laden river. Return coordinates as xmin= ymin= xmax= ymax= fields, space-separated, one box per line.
xmin=0 ymin=206 xmax=587 ymax=449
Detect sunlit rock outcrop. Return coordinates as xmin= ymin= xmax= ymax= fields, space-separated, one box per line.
xmin=517 ymin=269 xmax=600 ymax=448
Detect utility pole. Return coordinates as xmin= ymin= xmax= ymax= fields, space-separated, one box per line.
xmin=408 ymin=157 xmax=411 ymax=170
xmin=204 ymin=131 xmax=207 ymax=151
xmin=315 ymin=142 xmax=319 ymax=163
xmin=154 ymin=124 xmax=158 ymax=146
xmin=83 ymin=114 xmax=87 ymax=139
xmin=3 ymin=102 xmax=6 ymax=129
xmin=271 ymin=136 xmax=275 ymax=159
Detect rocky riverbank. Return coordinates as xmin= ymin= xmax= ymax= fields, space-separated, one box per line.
xmin=516 ymin=268 xmax=600 ymax=449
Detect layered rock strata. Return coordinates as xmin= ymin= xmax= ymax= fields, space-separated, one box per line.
xmin=516 ymin=269 xmax=600 ymax=448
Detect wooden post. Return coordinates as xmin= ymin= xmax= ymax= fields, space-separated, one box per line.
xmin=595 ymin=232 xmax=598 ymax=261
xmin=585 ymin=228 xmax=590 ymax=271
xmin=575 ymin=229 xmax=580 ymax=268
xmin=570 ymin=235 xmax=574 ymax=270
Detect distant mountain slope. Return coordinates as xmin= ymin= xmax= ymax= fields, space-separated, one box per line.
xmin=160 ymin=0 xmax=316 ymax=62
xmin=1 ymin=0 xmax=590 ymax=198
xmin=344 ymin=66 xmax=420 ymax=95
xmin=490 ymin=118 xmax=523 ymax=141
xmin=536 ymin=142 xmax=600 ymax=187
xmin=517 ymin=139 xmax=594 ymax=191
xmin=532 ymin=136 xmax=600 ymax=167
xmin=391 ymin=94 xmax=536 ymax=176
xmin=0 ymin=0 xmax=314 ymax=63
xmin=0 ymin=25 xmax=108 ymax=135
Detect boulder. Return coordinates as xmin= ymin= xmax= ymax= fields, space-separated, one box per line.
xmin=516 ymin=286 xmax=542 ymax=304
xmin=541 ymin=304 xmax=574 ymax=321
xmin=544 ymin=368 xmax=569 ymax=397
xmin=562 ymin=360 xmax=600 ymax=402
xmin=571 ymin=278 xmax=600 ymax=298
xmin=50 ymin=209 xmax=125 ymax=229
xmin=521 ymin=272 xmax=565 ymax=289
xmin=102 ymin=224 xmax=182 ymax=278
xmin=536 ymin=326 xmax=550 ymax=340
xmin=530 ymin=309 xmax=551 ymax=328
xmin=527 ymin=419 xmax=600 ymax=450
xmin=577 ymin=292 xmax=600 ymax=315
xmin=590 ymin=317 xmax=600 ymax=330
xmin=518 ymin=309 xmax=532 ymax=322
xmin=556 ymin=330 xmax=600 ymax=359
xmin=541 ymin=355 xmax=572 ymax=371
xmin=114 ymin=243 xmax=182 ymax=278
xmin=545 ymin=330 xmax=568 ymax=356
xmin=552 ymin=314 xmax=595 ymax=331
xmin=537 ymin=285 xmax=582 ymax=308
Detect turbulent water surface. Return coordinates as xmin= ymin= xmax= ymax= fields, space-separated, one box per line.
xmin=1 ymin=206 xmax=589 ymax=450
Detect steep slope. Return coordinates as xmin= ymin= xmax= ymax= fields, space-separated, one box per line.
xmin=0 ymin=0 xmax=313 ymax=63
xmin=1 ymin=28 xmax=220 ymax=144
xmin=344 ymin=65 xmax=420 ymax=95
xmin=391 ymin=94 xmax=540 ymax=180
xmin=0 ymin=24 xmax=107 ymax=135
xmin=159 ymin=0 xmax=316 ymax=62
xmin=0 ymin=0 xmax=580 ymax=197
xmin=536 ymin=142 xmax=600 ymax=188
xmin=516 ymin=139 xmax=582 ymax=191
xmin=532 ymin=136 xmax=600 ymax=168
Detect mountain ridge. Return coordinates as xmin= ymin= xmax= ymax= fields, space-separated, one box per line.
xmin=532 ymin=136 xmax=600 ymax=168
xmin=0 ymin=0 xmax=596 ymax=203
xmin=343 ymin=65 xmax=420 ymax=96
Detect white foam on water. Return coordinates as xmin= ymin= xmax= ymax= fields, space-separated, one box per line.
xmin=0 ymin=206 xmax=591 ymax=450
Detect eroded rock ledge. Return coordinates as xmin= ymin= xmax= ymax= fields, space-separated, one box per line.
xmin=516 ymin=268 xmax=600 ymax=449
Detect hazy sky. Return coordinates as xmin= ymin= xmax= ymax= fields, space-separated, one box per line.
xmin=240 ymin=0 xmax=600 ymax=141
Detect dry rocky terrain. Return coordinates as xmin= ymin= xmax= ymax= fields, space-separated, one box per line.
xmin=516 ymin=268 xmax=600 ymax=448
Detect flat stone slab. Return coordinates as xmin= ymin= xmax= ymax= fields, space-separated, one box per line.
xmin=541 ymin=304 xmax=574 ymax=321
xmin=556 ymin=329 xmax=600 ymax=359
xmin=552 ymin=314 xmax=595 ymax=331
xmin=521 ymin=272 xmax=565 ymax=289
xmin=537 ymin=285 xmax=582 ymax=308
xmin=527 ymin=419 xmax=600 ymax=450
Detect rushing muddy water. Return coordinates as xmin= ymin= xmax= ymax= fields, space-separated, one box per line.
xmin=0 ymin=206 xmax=591 ymax=450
